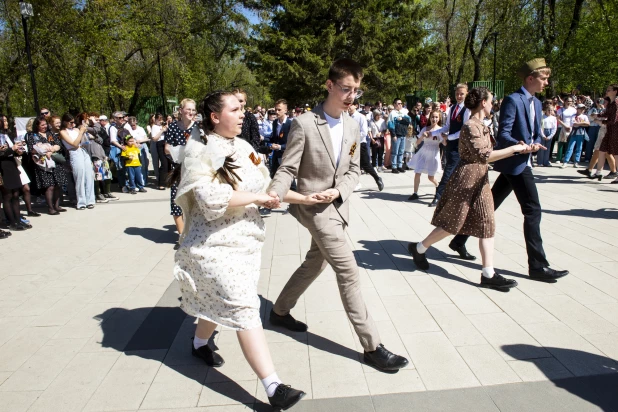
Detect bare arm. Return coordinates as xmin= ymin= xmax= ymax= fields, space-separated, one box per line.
xmin=487 ymin=144 xmax=526 ymax=162
xmin=227 ymin=191 xmax=275 ymax=208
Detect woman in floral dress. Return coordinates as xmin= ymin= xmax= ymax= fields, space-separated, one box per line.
xmin=173 ymin=91 xmax=315 ymax=410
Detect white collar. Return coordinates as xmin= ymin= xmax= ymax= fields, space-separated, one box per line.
xmin=521 ymin=87 xmax=533 ymax=100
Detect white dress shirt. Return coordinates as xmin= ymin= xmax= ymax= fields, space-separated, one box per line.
xmin=439 ymin=102 xmax=471 ymax=140
xmin=324 ymin=112 xmax=344 ymax=166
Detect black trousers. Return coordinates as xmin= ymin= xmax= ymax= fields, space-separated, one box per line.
xmin=435 ymin=139 xmax=460 ymax=201
xmin=371 ymin=144 xmax=384 ymax=167
xmin=156 ymin=142 xmax=169 ymax=187
xmin=360 ymin=143 xmax=380 ymax=185
xmin=270 ymin=154 xmax=282 ymax=179
xmin=451 ymin=167 xmax=549 ymax=270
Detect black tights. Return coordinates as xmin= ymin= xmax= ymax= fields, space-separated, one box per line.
xmin=1 ymin=186 xmax=22 ymax=225
xmin=22 ymin=184 xmax=34 ymax=213
xmin=44 ymin=185 xmax=62 ymax=212
xmin=94 ymin=179 xmax=112 ymax=196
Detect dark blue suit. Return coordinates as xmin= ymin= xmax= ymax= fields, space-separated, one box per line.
xmin=269 ymin=118 xmax=292 ymax=178
xmin=452 ymin=87 xmax=549 ymax=270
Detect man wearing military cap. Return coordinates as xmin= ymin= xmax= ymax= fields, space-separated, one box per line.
xmin=449 ymin=58 xmax=569 ymax=282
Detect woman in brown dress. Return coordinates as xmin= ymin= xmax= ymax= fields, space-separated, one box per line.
xmin=408 ymin=87 xmax=526 ymax=291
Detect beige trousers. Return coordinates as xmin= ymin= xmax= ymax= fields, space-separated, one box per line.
xmin=273 ymin=217 xmax=381 ymax=352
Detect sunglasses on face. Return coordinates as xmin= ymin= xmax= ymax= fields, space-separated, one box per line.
xmin=41 ymin=111 xmax=49 ymax=115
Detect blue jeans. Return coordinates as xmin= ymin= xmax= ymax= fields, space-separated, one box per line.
xmin=69 ymin=148 xmax=95 ymax=208
xmin=563 ymin=134 xmax=585 ymax=164
xmin=391 ymin=135 xmax=406 ymax=168
xmin=127 ymin=166 xmax=144 ymax=190
xmin=109 ymin=146 xmax=127 ymax=188
xmin=537 ymin=129 xmax=552 ymax=166
xmin=140 ymin=143 xmax=149 ymax=184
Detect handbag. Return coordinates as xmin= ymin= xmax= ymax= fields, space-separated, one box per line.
xmin=51 ymin=152 xmax=67 ymax=164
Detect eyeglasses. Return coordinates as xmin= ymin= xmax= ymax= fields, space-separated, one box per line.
xmin=395 ymin=102 xmax=402 ymax=106
xmin=41 ymin=111 xmax=49 ymax=115
xmin=334 ymin=82 xmax=363 ymax=99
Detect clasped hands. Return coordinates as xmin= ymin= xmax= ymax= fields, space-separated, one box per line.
xmin=256 ymin=188 xmax=341 ymax=209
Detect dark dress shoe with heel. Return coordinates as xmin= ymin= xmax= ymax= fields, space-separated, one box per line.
xmin=364 ymin=344 xmax=409 ymax=373
xmin=408 ymin=242 xmax=429 ymax=270
xmin=448 ymin=242 xmax=476 ymax=261
xmin=27 ymin=211 xmax=41 ymax=217
xmin=479 ymin=272 xmax=518 ymax=291
xmin=269 ymin=309 xmax=308 ymax=332
xmin=429 ymin=197 xmax=437 ymax=207
xmin=377 ymin=177 xmax=384 ymax=191
xmin=269 ymin=384 xmax=306 ymax=411
xmin=529 ymin=267 xmax=569 ymax=282
xmin=191 ymin=340 xmax=225 ymax=367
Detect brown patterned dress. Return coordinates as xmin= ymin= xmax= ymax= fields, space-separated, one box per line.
xmin=599 ymin=100 xmax=618 ymax=155
xmin=431 ymin=117 xmax=495 ymax=238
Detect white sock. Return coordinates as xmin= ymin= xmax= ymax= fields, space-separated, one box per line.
xmin=481 ymin=267 xmax=495 ymax=278
xmin=416 ymin=242 xmax=428 ymax=254
xmin=193 ymin=336 xmax=209 ymax=350
xmin=262 ymin=372 xmax=282 ymax=397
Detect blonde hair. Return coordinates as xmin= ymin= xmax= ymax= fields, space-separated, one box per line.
xmin=26 ymin=117 xmax=35 ymax=132
xmin=179 ymin=98 xmax=196 ymax=109
xmin=231 ymin=88 xmax=247 ymax=99
xmin=455 ymin=83 xmax=468 ymax=91
xmin=530 ymin=68 xmax=552 ymax=78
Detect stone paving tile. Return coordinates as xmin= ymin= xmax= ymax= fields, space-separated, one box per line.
xmin=0 ymin=390 xmax=42 ymax=412
xmin=457 ymin=344 xmax=522 ymax=385
xmin=425 ymin=303 xmax=488 ymax=347
xmin=507 ymin=358 xmax=574 ymax=382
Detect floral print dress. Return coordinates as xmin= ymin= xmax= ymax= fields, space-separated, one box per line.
xmin=173 ymin=134 xmax=270 ymax=330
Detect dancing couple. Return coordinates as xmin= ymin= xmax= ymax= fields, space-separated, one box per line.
xmin=410 ymin=58 xmax=569 ymax=289
xmin=173 ymin=59 xmax=408 ymax=411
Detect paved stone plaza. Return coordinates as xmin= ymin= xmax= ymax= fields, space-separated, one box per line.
xmin=1 ymin=165 xmax=617 ymax=412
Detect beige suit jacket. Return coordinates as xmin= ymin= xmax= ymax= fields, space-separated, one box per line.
xmin=268 ymin=104 xmax=361 ymax=231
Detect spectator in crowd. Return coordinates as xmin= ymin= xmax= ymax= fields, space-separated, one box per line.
xmin=59 ymin=113 xmax=95 ymax=210
xmin=383 ymin=104 xmax=394 ymax=168
xmin=24 ymin=115 xmax=67 ymax=214
xmin=268 ymin=99 xmax=292 ymax=178
xmin=368 ymin=109 xmax=386 ymax=171
xmin=83 ymin=113 xmax=117 ymax=203
xmin=578 ymin=97 xmax=617 ymax=179
xmin=387 ymin=98 xmax=411 ymax=173
xmin=537 ymin=101 xmax=557 ymax=167
xmin=556 ymin=96 xmax=576 ymax=164
xmin=408 ymin=110 xmax=445 ymax=201
xmin=127 ymin=116 xmax=150 ymax=183
xmin=99 ymin=115 xmax=110 ymax=135
xmin=40 ymin=108 xmax=51 ymax=117
xmin=121 ymin=135 xmax=147 ymax=194
xmin=109 ymin=111 xmax=129 ymax=192
xmin=233 ymin=88 xmax=261 ymax=152
xmin=165 ymin=98 xmax=200 ymax=244
xmin=148 ymin=113 xmax=169 ymax=190
xmin=348 ymin=102 xmax=384 ymax=191
xmin=561 ymin=104 xmax=590 ymax=168
xmin=1 ymin=115 xmax=32 ymax=230
xmin=260 ymin=110 xmax=276 ymax=143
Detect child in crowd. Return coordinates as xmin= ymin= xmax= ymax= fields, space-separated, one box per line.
xmin=538 ymin=102 xmax=557 ymax=167
xmin=121 ymin=135 xmax=147 ymax=194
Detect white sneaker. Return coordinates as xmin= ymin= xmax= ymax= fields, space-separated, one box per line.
xmin=560 ymin=163 xmax=567 ymax=169
xmin=378 ymin=166 xmax=384 ymax=172
xmin=355 ymin=183 xmax=362 ymax=191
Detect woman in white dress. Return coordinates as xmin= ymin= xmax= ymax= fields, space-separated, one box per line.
xmin=408 ymin=110 xmax=446 ymax=200
xmin=173 ymin=91 xmax=314 ymax=410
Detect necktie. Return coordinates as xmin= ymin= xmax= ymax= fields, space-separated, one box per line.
xmin=529 ymin=97 xmax=535 ymax=137
xmin=452 ymin=105 xmax=459 ymax=120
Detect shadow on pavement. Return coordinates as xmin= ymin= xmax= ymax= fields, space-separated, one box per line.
xmin=542 ymin=207 xmax=618 ymax=219
xmin=94 ymin=296 xmax=366 ymax=409
xmin=501 ymin=344 xmax=618 ymax=411
xmin=124 ymin=224 xmax=178 ymax=244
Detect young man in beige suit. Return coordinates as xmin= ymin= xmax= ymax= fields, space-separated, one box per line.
xmin=266 ymin=58 xmax=409 ymax=373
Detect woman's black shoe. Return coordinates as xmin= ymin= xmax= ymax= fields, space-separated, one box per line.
xmin=479 ymin=273 xmax=518 ymax=291
xmin=27 ymin=211 xmax=41 ymax=217
xmin=0 ymin=230 xmax=10 ymax=238
xmin=408 ymin=193 xmax=419 ymax=201
xmin=9 ymin=223 xmax=26 ymax=231
xmin=268 ymin=384 xmax=306 ymax=411
xmin=408 ymin=242 xmax=429 ymax=270
xmin=191 ymin=340 xmax=225 ymax=367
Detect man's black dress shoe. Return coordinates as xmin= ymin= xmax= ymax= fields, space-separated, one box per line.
xmin=529 ymin=267 xmax=569 ymax=282
xmin=391 ymin=169 xmax=400 ymax=174
xmin=479 ymin=272 xmax=518 ymax=291
xmin=377 ymin=177 xmax=384 ymax=192
xmin=408 ymin=242 xmax=429 ymax=270
xmin=429 ymin=198 xmax=437 ymax=207
xmin=364 ymin=344 xmax=409 ymax=373
xmin=268 ymin=384 xmax=306 ymax=411
xmin=191 ymin=340 xmax=225 ymax=367
xmin=270 ymin=309 xmax=308 ymax=332
xmin=397 ymin=167 xmax=406 ymax=173
xmin=448 ymin=242 xmax=476 ymax=261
